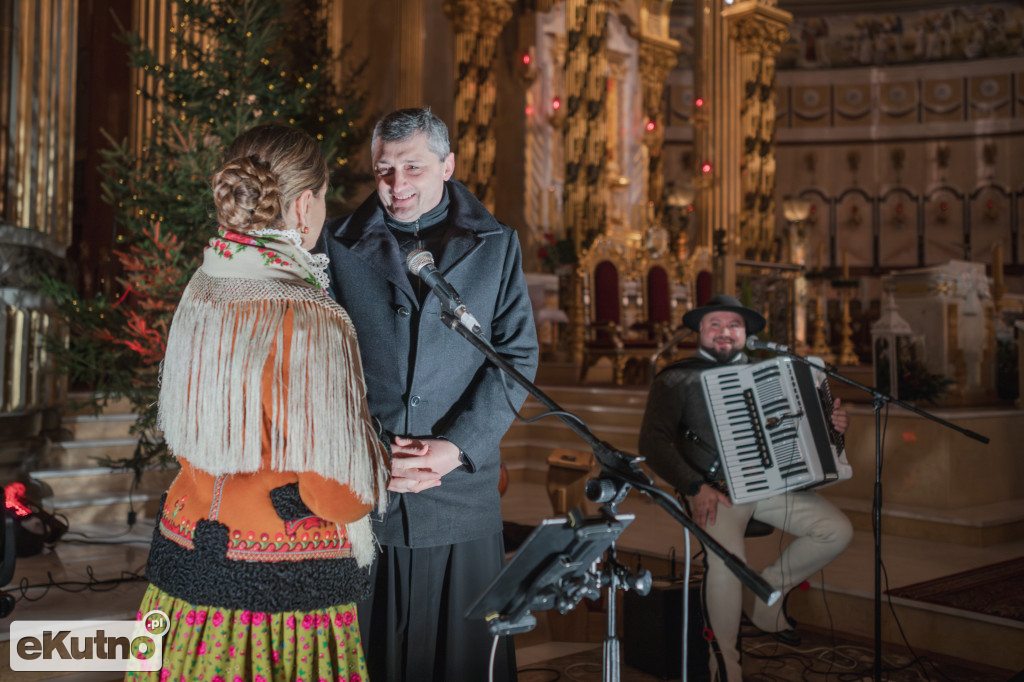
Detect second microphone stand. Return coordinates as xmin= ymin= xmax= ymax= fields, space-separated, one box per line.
xmin=763 ymin=346 xmax=989 ymax=682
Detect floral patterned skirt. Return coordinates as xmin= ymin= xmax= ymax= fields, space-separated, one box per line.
xmin=126 ymin=584 xmax=368 ymax=682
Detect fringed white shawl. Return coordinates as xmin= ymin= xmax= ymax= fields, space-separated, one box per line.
xmin=158 ymin=228 xmax=388 ymax=566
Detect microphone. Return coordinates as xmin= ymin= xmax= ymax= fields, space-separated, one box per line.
xmin=406 ymin=249 xmax=482 ymax=333
xmin=746 ymin=336 xmax=792 ymax=354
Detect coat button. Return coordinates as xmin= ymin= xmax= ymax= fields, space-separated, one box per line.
xmin=410 ymin=395 xmax=421 ymax=406
xmin=397 ymin=306 xmax=410 ymax=317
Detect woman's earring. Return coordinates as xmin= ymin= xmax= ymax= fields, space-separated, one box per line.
xmin=301 ymin=224 xmax=310 ymax=234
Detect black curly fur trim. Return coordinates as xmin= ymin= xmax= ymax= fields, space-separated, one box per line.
xmin=269 ymin=483 xmax=315 ymax=522
xmin=145 ymin=517 xmax=371 ymax=613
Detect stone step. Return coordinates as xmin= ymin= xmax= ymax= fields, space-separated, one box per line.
xmin=825 ymin=493 xmax=1024 ymax=547
xmin=58 ymin=412 xmax=137 ymax=441
xmin=31 ymin=463 xmax=177 ymax=529
xmin=42 ymin=488 xmax=166 ymax=527
xmin=39 ymin=438 xmax=139 ymax=469
xmin=531 ymin=384 xmax=650 ymax=410
xmin=31 ymin=466 xmax=177 ymax=499
xmin=63 ymin=392 xmax=135 ymax=416
xmin=519 ymin=401 xmax=645 ymax=429
xmin=500 ymin=401 xmax=1024 ymax=546
xmin=506 ymin=420 xmax=641 ymax=454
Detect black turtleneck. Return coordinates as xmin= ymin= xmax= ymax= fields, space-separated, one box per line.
xmin=383 ymin=186 xmax=451 ymax=302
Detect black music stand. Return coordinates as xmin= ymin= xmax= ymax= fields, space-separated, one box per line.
xmin=465 ymin=509 xmax=634 ymax=637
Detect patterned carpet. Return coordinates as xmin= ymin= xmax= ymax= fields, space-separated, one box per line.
xmin=886 ymin=556 xmax=1024 ymax=622
xmin=518 ymin=625 xmax=1015 ymax=682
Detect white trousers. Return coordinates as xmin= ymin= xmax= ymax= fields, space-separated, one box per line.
xmin=700 ymin=491 xmax=853 ymax=681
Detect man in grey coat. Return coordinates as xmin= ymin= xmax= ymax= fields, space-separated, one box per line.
xmin=322 ymin=107 xmax=538 ymax=682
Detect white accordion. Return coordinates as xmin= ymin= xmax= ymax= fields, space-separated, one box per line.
xmin=701 ymin=356 xmax=852 ymax=504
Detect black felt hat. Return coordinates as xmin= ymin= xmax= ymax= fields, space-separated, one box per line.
xmin=682 ymin=294 xmax=766 ymax=334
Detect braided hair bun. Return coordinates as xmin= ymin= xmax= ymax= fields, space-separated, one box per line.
xmin=211 ymin=156 xmax=285 ymax=233
xmin=211 ymin=124 xmax=328 ymax=234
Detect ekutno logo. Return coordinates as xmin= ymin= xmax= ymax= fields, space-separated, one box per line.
xmin=10 ymin=609 xmax=168 ymax=672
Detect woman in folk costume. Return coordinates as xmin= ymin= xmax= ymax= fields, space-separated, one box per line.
xmin=128 ymin=124 xmax=389 ymax=682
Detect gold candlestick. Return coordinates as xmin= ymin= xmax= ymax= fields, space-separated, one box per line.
xmin=811 ymin=293 xmax=830 ymax=356
xmin=838 ymin=291 xmax=859 ymax=365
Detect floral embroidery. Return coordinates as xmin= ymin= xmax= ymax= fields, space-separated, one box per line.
xmin=170 ymin=496 xmax=186 ymax=519
xmin=221 ymin=227 xmax=330 ymax=290
xmin=284 ymin=515 xmax=328 ymax=535
xmin=134 ymin=553 xmax=367 ymax=680
xmin=211 ymin=238 xmax=240 ymax=259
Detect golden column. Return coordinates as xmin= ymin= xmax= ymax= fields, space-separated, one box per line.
xmin=445 ymin=0 xmax=514 ymax=213
xmin=0 ymin=0 xmax=78 ymax=425
xmin=693 ymin=0 xmax=791 ymax=295
xmin=724 ymin=1 xmax=791 ymax=261
xmin=397 ymin=0 xmax=425 ymax=109
xmin=563 ymin=0 xmax=609 ymax=365
xmin=639 ymin=40 xmax=679 ymax=224
xmin=692 ymin=0 xmax=740 ymax=295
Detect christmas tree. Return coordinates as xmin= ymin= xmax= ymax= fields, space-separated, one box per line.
xmin=43 ymin=0 xmax=368 ymax=478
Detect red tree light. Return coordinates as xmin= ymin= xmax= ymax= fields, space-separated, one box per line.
xmin=695 ymin=97 xmax=704 ymax=108
xmin=522 ymin=53 xmax=531 ymax=66
xmin=645 ymin=120 xmax=656 ymax=132
xmin=701 ymin=162 xmax=712 ymax=174
xmin=552 ymin=97 xmax=561 ymax=111
xmin=525 ymin=104 xmax=534 ymax=116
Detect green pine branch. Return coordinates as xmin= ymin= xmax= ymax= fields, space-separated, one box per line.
xmin=47 ymin=0 xmax=369 ymax=478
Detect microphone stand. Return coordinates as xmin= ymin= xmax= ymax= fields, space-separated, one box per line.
xmin=439 ymin=311 xmax=782 ymax=608
xmin=763 ymin=346 xmax=988 ymax=682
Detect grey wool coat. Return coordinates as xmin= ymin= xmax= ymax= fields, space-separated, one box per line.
xmin=322 ymin=179 xmax=539 ymax=549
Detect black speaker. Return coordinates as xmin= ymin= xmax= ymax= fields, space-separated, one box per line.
xmin=623 ymin=578 xmax=710 ymax=681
